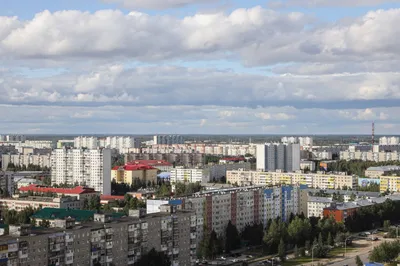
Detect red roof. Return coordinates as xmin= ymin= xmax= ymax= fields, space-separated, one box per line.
xmin=112 ymin=164 xmax=156 ymax=171
xmin=19 ymin=184 xmax=96 ymax=194
xmin=127 ymin=160 xmax=172 ymax=167
xmin=220 ymin=157 xmax=245 ymax=161
xmin=100 ymin=195 xmax=125 ymax=201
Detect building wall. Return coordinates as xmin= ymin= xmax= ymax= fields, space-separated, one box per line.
xmin=51 ymin=148 xmax=111 ymax=195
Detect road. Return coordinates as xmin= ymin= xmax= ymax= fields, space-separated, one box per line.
xmin=328 ymin=252 xmax=369 ymax=266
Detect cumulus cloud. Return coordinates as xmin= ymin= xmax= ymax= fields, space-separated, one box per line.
xmin=102 ymin=0 xmax=218 ymax=10
xmin=269 ymin=0 xmax=400 ymax=8
xmin=0 ymin=7 xmax=399 ymax=69
xmin=1 ymin=65 xmax=400 ymax=107
xmin=2 ymin=104 xmax=399 ymax=134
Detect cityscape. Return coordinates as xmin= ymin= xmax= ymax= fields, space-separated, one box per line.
xmin=1 ymin=0 xmax=400 ymax=266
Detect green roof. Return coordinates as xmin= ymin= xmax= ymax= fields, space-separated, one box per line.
xmin=32 ymin=208 xmax=95 ymax=222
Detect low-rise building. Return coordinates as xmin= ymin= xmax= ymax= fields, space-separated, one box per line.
xmin=127 ymin=160 xmax=173 ymax=172
xmin=365 ymin=165 xmax=400 ymax=178
xmin=18 ymin=185 xmax=99 ymax=200
xmin=323 ymin=195 xmax=400 ymax=222
xmin=111 ymin=164 xmax=158 ymax=185
xmin=380 ymin=175 xmax=400 ymax=193
xmin=0 ymin=196 xmax=83 ymax=211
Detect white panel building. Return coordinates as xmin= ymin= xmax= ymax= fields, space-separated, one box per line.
xmin=73 ymin=136 xmax=98 ymax=149
xmin=379 ymin=136 xmax=400 ymax=145
xmin=170 ymin=167 xmax=206 ymax=191
xmin=256 ymin=143 xmax=300 ymax=172
xmin=51 ymin=148 xmax=111 ymax=194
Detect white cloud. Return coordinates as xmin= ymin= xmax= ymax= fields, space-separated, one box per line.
xmin=102 ymin=0 xmax=218 ymax=10
xmin=269 ymin=0 xmax=400 ymax=8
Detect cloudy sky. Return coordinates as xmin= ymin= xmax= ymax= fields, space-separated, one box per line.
xmin=1 ymin=0 xmax=400 ymax=134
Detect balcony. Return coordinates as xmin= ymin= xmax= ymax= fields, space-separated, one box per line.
xmin=106 ymin=241 xmax=113 ymax=249
xmin=190 ymin=233 xmax=196 ymax=239
xmin=106 ymin=256 xmax=113 ymax=263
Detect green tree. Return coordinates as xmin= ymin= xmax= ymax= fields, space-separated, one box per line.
xmin=355 ymin=255 xmax=363 ymax=266
xmin=327 ymin=232 xmax=333 ymax=246
xmin=369 ymin=240 xmax=400 ymax=263
xmin=384 ymin=220 xmax=391 ymax=231
xmin=225 ymin=221 xmax=241 ymax=252
xmin=278 ymin=238 xmax=286 ymax=262
xmin=134 ymin=248 xmax=171 ymax=266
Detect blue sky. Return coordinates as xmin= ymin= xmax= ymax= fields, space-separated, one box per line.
xmin=1 ymin=0 xmax=400 ymax=134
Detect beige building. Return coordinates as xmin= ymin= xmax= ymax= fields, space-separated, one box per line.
xmin=112 ymin=164 xmax=158 ymax=185
xmin=380 ymin=175 xmax=400 ymax=193
xmin=226 ymin=170 xmax=358 ymax=189
xmin=0 ymin=196 xmax=83 ymax=211
xmin=365 ymin=166 xmax=400 ymax=179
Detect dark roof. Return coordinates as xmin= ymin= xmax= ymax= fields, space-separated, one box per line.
xmin=32 ymin=208 xmax=95 ymax=221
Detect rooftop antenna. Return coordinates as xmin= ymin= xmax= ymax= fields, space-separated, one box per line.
xmin=372 ymin=121 xmax=375 ymax=145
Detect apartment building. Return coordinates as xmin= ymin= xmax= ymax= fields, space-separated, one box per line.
xmin=226 ymin=170 xmax=358 ymax=189
xmin=365 ymin=166 xmax=400 ymax=178
xmin=149 ymin=185 xmax=303 ymax=244
xmin=0 ymin=196 xmax=83 ymax=211
xmin=23 ymin=140 xmax=54 ymax=149
xmin=380 ymin=175 xmax=400 ymax=193
xmin=203 ymin=162 xmax=251 ymax=182
xmin=51 ymin=148 xmax=112 ymax=195
xmin=300 ymin=161 xmax=316 ymax=172
xmin=0 ymin=134 xmax=26 ymax=142
xmin=256 ymin=143 xmax=300 ymax=172
xmin=111 ymin=164 xmax=158 ymax=185
xmin=379 ymin=136 xmax=400 ymax=145
xmin=2 ymin=153 xmax=51 ymax=170
xmin=153 ymin=135 xmax=184 ymax=145
xmin=74 ymin=136 xmax=99 ymax=149
xmin=0 ymin=171 xmax=14 ymax=196
xmin=0 ymin=207 xmax=196 ymax=266
xmin=100 ymin=136 xmax=140 ymax=153
xmin=170 ymin=167 xmax=206 ymax=191
xmin=307 ymin=197 xmax=333 ymax=218
xmin=340 ymin=150 xmax=400 ymax=162
xmin=125 ymin=153 xmax=204 ymax=167
xmin=281 ymin=136 xmax=313 ymax=148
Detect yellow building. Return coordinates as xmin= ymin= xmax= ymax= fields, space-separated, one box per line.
xmin=380 ymin=175 xmax=400 ymax=193
xmin=111 ymin=164 xmax=158 ymax=185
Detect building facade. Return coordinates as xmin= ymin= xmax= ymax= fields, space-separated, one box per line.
xmin=256 ymin=143 xmax=300 ymax=172
xmin=2 ymin=153 xmax=51 ymax=170
xmin=153 ymin=135 xmax=184 ymax=145
xmin=111 ymin=164 xmax=158 ymax=185
xmin=0 ymin=196 xmax=83 ymax=211
xmin=379 ymin=136 xmax=400 ymax=145
xmin=0 ymin=208 xmax=196 ymax=266
xmin=226 ymin=170 xmax=358 ymax=190
xmin=51 ymin=148 xmax=111 ymax=195
xmin=365 ymin=166 xmax=400 ymax=178
xmin=73 ymin=136 xmax=99 ymax=149
xmin=170 ymin=167 xmax=206 ymax=191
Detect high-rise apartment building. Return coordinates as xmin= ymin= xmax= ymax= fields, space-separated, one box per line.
xmin=51 ymin=148 xmax=111 ymax=194
xmin=153 ymin=135 xmax=184 ymax=145
xmin=104 ymin=136 xmax=140 ymax=153
xmin=0 ymin=207 xmax=196 ymax=266
xmin=0 ymin=134 xmax=26 ymax=142
xmin=256 ymin=143 xmax=300 ymax=172
xmin=281 ymin=136 xmax=313 ymax=147
xmin=73 ymin=136 xmax=99 ymax=149
xmin=149 ymin=185 xmax=304 ymax=243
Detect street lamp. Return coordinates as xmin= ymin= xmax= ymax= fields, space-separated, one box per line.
xmin=344 ymin=236 xmax=351 ymax=258
xmin=311 ymin=244 xmax=318 ymax=266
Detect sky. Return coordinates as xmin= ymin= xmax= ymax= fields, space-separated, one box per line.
xmin=1 ymin=0 xmax=400 ymax=135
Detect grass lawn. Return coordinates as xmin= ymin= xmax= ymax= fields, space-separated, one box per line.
xmin=282 ymin=257 xmax=314 ymax=266
xmin=329 ymin=247 xmax=357 ymax=256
